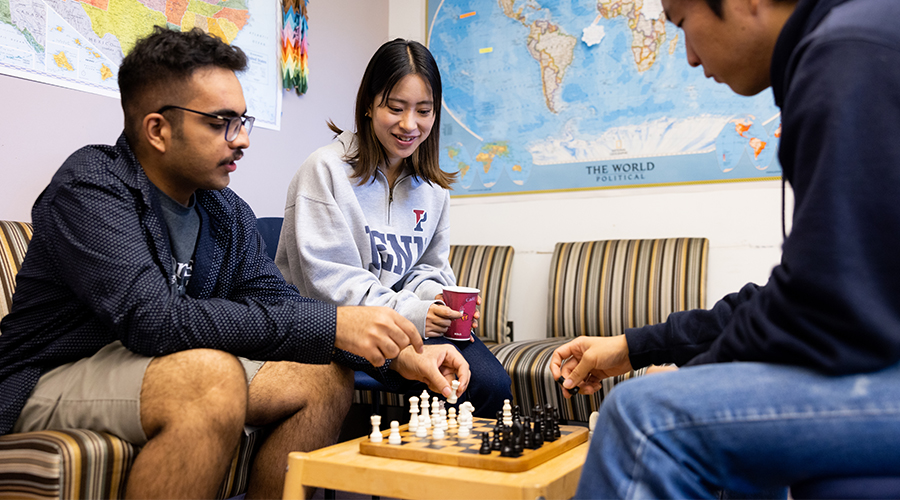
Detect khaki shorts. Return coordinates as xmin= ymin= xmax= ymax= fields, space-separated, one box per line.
xmin=12 ymin=341 xmax=264 ymax=446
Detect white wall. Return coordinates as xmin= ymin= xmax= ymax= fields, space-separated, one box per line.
xmin=390 ymin=5 xmax=791 ymax=342
xmin=0 ymin=0 xmax=390 ymax=222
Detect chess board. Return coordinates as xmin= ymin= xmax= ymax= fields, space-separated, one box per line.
xmin=358 ymin=417 xmax=588 ymax=472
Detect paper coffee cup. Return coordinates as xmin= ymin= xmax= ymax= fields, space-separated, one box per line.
xmin=442 ymin=286 xmax=479 ymax=341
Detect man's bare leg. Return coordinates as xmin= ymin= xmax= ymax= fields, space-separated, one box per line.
xmin=244 ymin=361 xmax=354 ymax=500
xmin=126 ymin=349 xmax=248 ymax=499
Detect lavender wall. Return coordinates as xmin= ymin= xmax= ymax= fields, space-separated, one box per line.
xmin=0 ymin=0 xmax=390 ymax=221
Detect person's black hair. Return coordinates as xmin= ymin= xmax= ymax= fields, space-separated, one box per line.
xmin=701 ymin=0 xmax=797 ymax=18
xmin=118 ymin=26 xmax=247 ymax=143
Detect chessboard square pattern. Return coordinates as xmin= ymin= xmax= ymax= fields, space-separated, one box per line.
xmin=359 ymin=417 xmax=588 ymax=472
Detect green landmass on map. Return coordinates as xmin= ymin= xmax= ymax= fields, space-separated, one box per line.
xmin=0 ymin=0 xmax=44 ymax=53
xmin=78 ymin=0 xmax=249 ymax=56
xmin=79 ymin=0 xmax=167 ymax=55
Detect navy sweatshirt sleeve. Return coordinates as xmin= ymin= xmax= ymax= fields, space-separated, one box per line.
xmin=629 ymin=5 xmax=900 ymax=374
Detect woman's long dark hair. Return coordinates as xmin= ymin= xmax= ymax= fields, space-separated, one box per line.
xmin=329 ymin=38 xmax=455 ymax=188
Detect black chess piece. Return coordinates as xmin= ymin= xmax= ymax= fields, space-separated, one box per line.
xmin=552 ymin=407 xmax=562 ymax=439
xmin=479 ymin=432 xmax=492 ymax=455
xmin=532 ymin=421 xmax=544 ymax=448
xmin=495 ymin=410 xmax=503 ymax=427
xmin=532 ymin=409 xmax=543 ymax=441
xmin=543 ymin=405 xmax=556 ymax=442
xmin=523 ymin=416 xmax=534 ymax=449
xmin=491 ymin=427 xmax=502 ymax=451
xmin=513 ymin=404 xmax=521 ymax=420
xmin=512 ymin=418 xmax=525 ymax=456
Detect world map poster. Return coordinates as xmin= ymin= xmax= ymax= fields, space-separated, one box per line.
xmin=428 ymin=0 xmax=782 ymax=197
xmin=0 ymin=0 xmax=281 ymax=129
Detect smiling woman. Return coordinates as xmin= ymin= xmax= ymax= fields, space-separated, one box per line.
xmin=274 ymin=39 xmax=513 ymax=418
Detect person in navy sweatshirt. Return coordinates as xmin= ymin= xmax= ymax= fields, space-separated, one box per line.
xmin=550 ymin=0 xmax=900 ymax=497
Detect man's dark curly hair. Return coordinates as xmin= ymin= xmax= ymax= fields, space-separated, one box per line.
xmin=118 ymin=26 xmax=247 ymax=143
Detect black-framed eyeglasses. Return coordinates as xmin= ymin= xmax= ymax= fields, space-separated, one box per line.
xmin=156 ymin=105 xmax=255 ymax=142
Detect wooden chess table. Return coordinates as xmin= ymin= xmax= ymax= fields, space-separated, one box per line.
xmin=282 ymin=420 xmax=590 ymax=500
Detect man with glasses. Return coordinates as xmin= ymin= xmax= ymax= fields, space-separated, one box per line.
xmin=0 ymin=27 xmax=470 ymax=499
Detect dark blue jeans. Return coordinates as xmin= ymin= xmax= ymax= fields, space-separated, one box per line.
xmin=576 ymin=361 xmax=900 ymax=499
xmin=401 ymin=335 xmax=512 ymax=418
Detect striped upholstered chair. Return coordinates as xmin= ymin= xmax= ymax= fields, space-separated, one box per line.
xmin=0 ymin=221 xmax=258 ymax=499
xmin=488 ymin=238 xmax=708 ymax=424
xmin=352 ymin=244 xmax=516 ymax=408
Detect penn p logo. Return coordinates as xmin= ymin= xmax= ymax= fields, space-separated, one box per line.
xmin=413 ymin=209 xmax=427 ymax=231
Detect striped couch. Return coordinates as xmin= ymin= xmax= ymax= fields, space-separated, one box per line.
xmin=488 ymin=238 xmax=709 ymax=423
xmin=0 ymin=221 xmax=257 ymax=499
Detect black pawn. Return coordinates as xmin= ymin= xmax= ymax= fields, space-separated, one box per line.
xmin=491 ymin=427 xmax=502 ymax=451
xmin=532 ymin=422 xmax=544 ymax=448
xmin=479 ymin=432 xmax=492 ymax=454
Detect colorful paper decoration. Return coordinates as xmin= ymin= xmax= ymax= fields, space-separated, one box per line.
xmin=281 ymin=0 xmax=309 ymax=95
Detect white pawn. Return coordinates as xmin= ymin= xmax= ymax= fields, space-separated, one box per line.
xmin=447 ymin=380 xmax=460 ymax=404
xmin=448 ymin=408 xmax=458 ymax=430
xmin=408 ymin=396 xmax=419 ymax=433
xmin=589 ymin=410 xmax=599 ymax=438
xmin=458 ymin=417 xmax=470 ymax=438
xmin=416 ymin=414 xmax=428 ymax=438
xmin=388 ymin=421 xmax=401 ymax=445
xmin=439 ymin=408 xmax=448 ymax=431
xmin=432 ymin=424 xmax=444 ymax=440
xmin=369 ymin=415 xmax=382 ymax=443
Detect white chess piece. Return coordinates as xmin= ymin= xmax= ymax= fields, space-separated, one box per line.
xmin=447 ymin=380 xmax=460 ymax=404
xmin=432 ymin=424 xmax=444 ymax=440
xmin=458 ymin=418 xmax=470 ymax=438
xmin=416 ymin=414 xmax=428 ymax=437
xmin=369 ymin=415 xmax=382 ymax=443
xmin=502 ymin=399 xmax=513 ymax=426
xmin=431 ymin=397 xmax=440 ymax=427
xmin=589 ymin=410 xmax=599 ymax=438
xmin=408 ymin=396 xmax=419 ymax=432
xmin=421 ymin=396 xmax=431 ymax=428
xmin=388 ymin=421 xmax=402 ymax=445
xmin=439 ymin=408 xmax=448 ymax=432
xmin=448 ymin=408 xmax=458 ymax=430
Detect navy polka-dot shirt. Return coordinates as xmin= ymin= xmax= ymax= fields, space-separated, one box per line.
xmin=0 ymin=133 xmax=390 ymax=435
